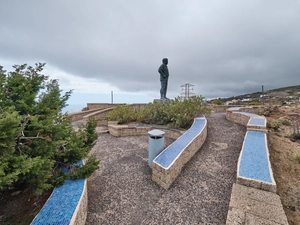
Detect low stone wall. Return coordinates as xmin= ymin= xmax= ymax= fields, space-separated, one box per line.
xmin=69 ymin=108 xmax=105 ymax=122
xmin=86 ymin=103 xmax=147 ymax=111
xmin=208 ymin=104 xmax=267 ymax=114
xmin=207 ymin=104 xmax=232 ymax=113
xmin=108 ymin=124 xmax=185 ymax=140
xmin=31 ymin=161 xmax=87 ymax=225
xmin=226 ymin=110 xmax=252 ymax=126
xmin=86 ymin=103 xmax=124 ymax=110
xmin=152 ymin=118 xmax=207 ymax=190
xmin=82 ymin=107 xmax=116 ymax=126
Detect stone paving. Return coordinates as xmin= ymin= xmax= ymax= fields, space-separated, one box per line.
xmin=227 ymin=183 xmax=288 ymax=225
xmin=86 ymin=113 xmax=246 ymax=224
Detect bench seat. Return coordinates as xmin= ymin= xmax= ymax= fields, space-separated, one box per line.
xmin=152 ymin=117 xmax=207 ymax=189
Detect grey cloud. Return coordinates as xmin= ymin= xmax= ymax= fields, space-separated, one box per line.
xmin=1 ymin=0 xmax=300 ymax=99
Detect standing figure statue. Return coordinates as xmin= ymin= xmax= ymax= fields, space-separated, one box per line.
xmin=158 ymin=58 xmax=169 ymax=99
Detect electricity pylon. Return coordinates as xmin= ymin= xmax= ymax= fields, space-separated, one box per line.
xmin=181 ymin=83 xmax=195 ymax=99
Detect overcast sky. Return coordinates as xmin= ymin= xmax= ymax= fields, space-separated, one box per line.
xmin=1 ymin=0 xmax=300 ymax=111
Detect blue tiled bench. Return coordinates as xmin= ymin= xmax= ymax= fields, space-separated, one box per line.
xmin=225 ymin=107 xmax=288 ymax=225
xmin=152 ymin=117 xmax=207 ymax=189
xmin=31 ymin=161 xmax=88 ymax=225
xmin=237 ymin=131 xmax=276 ymax=192
xmin=226 ymin=107 xmax=276 ymax=192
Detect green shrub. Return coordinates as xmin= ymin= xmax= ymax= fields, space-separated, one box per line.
xmin=138 ymin=96 xmax=211 ymax=129
xmin=274 ymin=121 xmax=282 ymax=131
xmin=248 ymin=100 xmax=261 ymax=105
xmin=137 ymin=101 xmax=172 ymax=125
xmin=107 ymin=105 xmax=137 ymax=124
xmin=107 ymin=96 xmax=211 ymax=129
xmin=293 ymin=151 xmax=300 ymax=163
xmin=282 ymin=119 xmax=292 ymax=126
xmin=169 ymin=96 xmax=211 ymax=129
xmin=211 ymin=99 xmax=224 ymax=105
xmin=0 ymin=63 xmax=99 ymax=194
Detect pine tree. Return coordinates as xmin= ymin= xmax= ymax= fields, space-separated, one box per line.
xmin=0 ymin=63 xmax=99 ymax=193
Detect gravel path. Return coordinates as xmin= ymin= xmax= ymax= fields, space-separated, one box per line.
xmin=86 ymin=113 xmax=246 ymax=224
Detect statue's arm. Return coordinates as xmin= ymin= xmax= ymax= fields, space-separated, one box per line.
xmin=158 ymin=65 xmax=167 ymax=78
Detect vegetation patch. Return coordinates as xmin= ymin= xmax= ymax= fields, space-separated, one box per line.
xmin=293 ymin=151 xmax=300 ymax=164
xmin=107 ymin=96 xmax=211 ymax=129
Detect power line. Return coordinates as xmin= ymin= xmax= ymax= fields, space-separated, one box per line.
xmin=181 ymin=83 xmax=195 ymax=98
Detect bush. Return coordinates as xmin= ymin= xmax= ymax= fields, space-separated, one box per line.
xmin=107 ymin=105 xmax=137 ymax=124
xmin=168 ymin=96 xmax=211 ymax=129
xmin=274 ymin=121 xmax=282 ymax=131
xmin=137 ymin=101 xmax=172 ymax=125
xmin=282 ymin=119 xmax=292 ymax=126
xmin=211 ymin=99 xmax=224 ymax=105
xmin=293 ymin=151 xmax=300 ymax=163
xmin=248 ymin=100 xmax=261 ymax=105
xmin=0 ymin=63 xmax=99 ymax=194
xmin=138 ymin=96 xmax=211 ymax=129
xmin=107 ymin=96 xmax=211 ymax=129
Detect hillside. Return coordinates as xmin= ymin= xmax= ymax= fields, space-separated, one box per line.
xmin=215 ymin=85 xmax=300 ymax=105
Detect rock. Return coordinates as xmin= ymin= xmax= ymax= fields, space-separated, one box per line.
xmin=11 ymin=190 xmax=22 ymax=196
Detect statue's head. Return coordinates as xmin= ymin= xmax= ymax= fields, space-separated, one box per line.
xmin=162 ymin=58 xmax=168 ymax=65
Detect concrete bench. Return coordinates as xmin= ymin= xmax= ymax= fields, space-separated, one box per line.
xmin=237 ymin=130 xmax=276 ymax=192
xmin=152 ymin=117 xmax=207 ymax=189
xmin=226 ymin=107 xmax=275 ymax=192
xmin=225 ymin=107 xmax=288 ymax=224
xmin=31 ymin=161 xmax=87 ymax=225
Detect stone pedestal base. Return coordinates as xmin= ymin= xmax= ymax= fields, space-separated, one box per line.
xmin=153 ymin=99 xmax=173 ymax=103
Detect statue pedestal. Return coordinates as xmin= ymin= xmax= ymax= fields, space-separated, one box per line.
xmin=153 ymin=99 xmax=173 ymax=104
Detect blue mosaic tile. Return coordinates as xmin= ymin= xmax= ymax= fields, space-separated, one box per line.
xmin=239 ymin=131 xmax=272 ymax=183
xmin=31 ymin=161 xmax=85 ymax=225
xmin=248 ymin=117 xmax=266 ymax=126
xmin=154 ymin=118 xmax=206 ymax=168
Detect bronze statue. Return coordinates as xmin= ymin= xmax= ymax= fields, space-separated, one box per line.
xmin=158 ymin=58 xmax=169 ymax=99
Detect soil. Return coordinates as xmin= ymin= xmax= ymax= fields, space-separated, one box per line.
xmin=0 ymin=106 xmax=299 ymax=224
xmin=0 ymin=187 xmax=52 ymax=225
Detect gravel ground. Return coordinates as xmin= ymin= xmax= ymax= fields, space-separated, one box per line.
xmin=85 ymin=113 xmax=246 ymax=225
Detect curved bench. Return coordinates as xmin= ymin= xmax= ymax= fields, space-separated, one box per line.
xmin=31 ymin=161 xmax=87 ymax=225
xmin=152 ymin=117 xmax=207 ymax=189
xmin=226 ymin=107 xmax=288 ymax=224
xmin=226 ymin=107 xmax=276 ymax=191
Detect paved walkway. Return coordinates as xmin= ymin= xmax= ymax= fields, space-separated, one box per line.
xmin=86 ymin=113 xmax=246 ymax=224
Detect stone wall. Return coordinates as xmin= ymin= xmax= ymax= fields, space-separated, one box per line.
xmin=108 ymin=124 xmax=185 ymax=140
xmin=86 ymin=103 xmax=124 ymax=110
xmin=226 ymin=111 xmax=253 ymax=126
xmin=69 ymin=108 xmax=105 ymax=122
xmin=82 ymin=107 xmax=116 ymax=126
xmin=207 ymin=104 xmax=267 ymax=114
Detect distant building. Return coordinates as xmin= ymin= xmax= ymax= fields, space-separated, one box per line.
xmin=241 ymin=98 xmax=252 ymax=102
xmin=231 ymin=99 xmax=239 ymax=104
